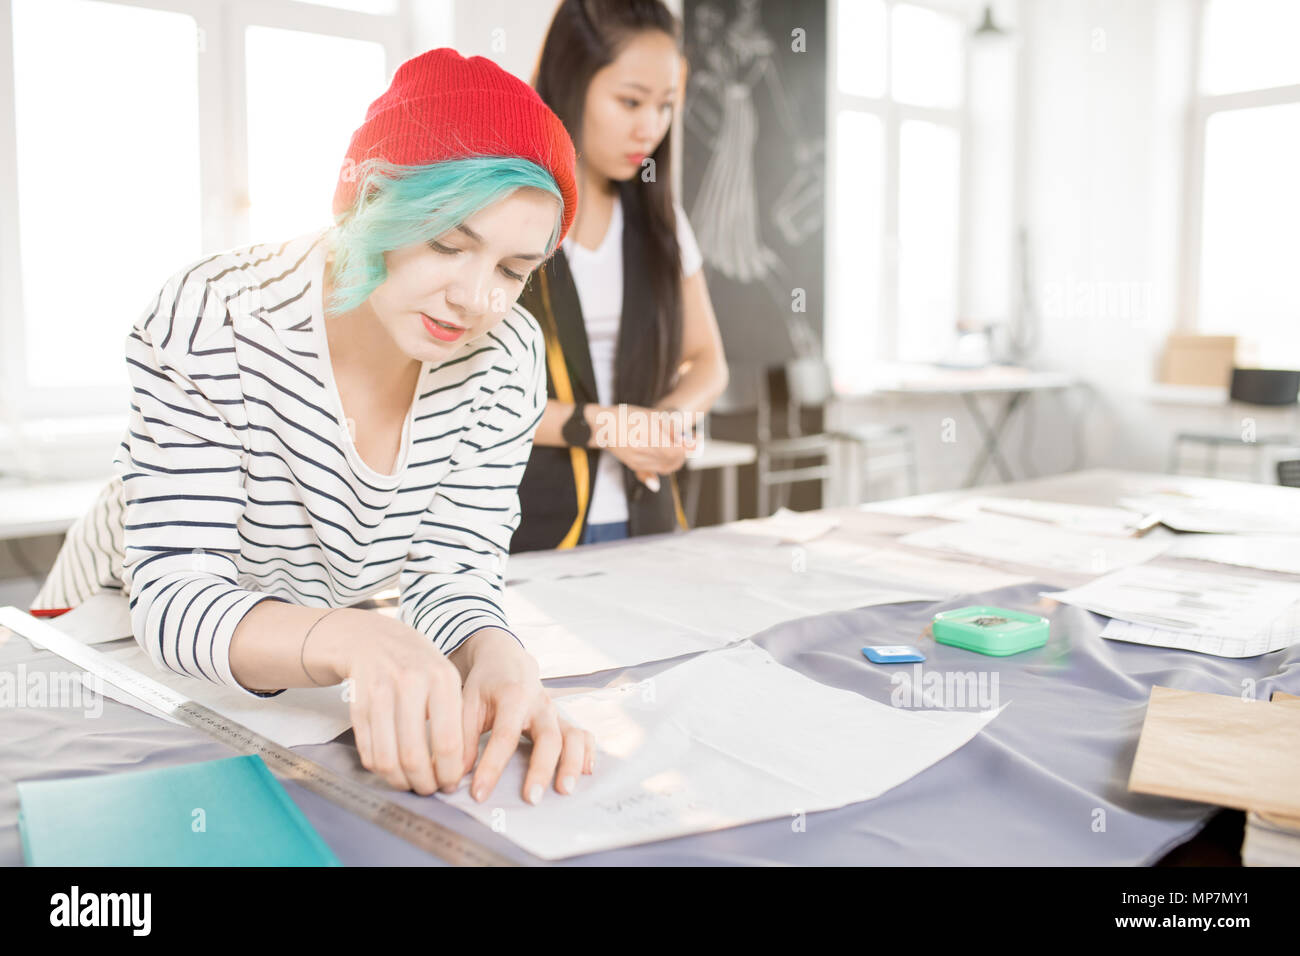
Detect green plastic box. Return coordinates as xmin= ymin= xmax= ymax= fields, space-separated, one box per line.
xmin=932 ymin=605 xmax=1049 ymax=657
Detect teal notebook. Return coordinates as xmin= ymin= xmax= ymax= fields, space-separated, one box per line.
xmin=17 ymin=754 xmax=341 ymax=866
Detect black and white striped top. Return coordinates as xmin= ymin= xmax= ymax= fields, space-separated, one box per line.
xmin=32 ymin=228 xmax=546 ymax=698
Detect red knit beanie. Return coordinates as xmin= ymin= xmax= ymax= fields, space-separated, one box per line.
xmin=332 ymin=47 xmax=578 ymax=244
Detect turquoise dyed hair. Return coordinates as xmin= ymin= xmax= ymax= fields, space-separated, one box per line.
xmin=325 ymin=155 xmax=565 ymax=315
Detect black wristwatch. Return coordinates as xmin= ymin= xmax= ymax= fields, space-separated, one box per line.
xmin=562 ymin=402 xmax=592 ymax=447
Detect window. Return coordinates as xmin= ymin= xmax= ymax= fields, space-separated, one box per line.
xmin=827 ymin=0 xmax=968 ymax=381
xmin=1188 ymin=0 xmax=1300 ymax=366
xmin=0 ymin=0 xmax=412 ymax=425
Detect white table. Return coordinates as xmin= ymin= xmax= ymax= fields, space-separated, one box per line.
xmin=842 ymin=365 xmax=1077 ymax=488
xmin=0 ymin=476 xmax=109 ymax=541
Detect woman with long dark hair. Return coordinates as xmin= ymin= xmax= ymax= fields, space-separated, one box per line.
xmin=512 ymin=0 xmax=729 ymax=551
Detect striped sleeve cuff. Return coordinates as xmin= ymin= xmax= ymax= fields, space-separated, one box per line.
xmin=130 ymin=572 xmax=290 ymax=699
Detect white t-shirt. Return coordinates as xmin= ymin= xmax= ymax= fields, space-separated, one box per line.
xmin=562 ymin=200 xmax=704 ymax=525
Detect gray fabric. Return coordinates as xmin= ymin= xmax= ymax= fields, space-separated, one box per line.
xmin=5 ymin=577 xmax=1294 ymax=866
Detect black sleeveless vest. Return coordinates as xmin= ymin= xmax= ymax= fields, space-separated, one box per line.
xmin=511 ymin=183 xmax=685 ymax=553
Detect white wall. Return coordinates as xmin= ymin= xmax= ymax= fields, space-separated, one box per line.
xmin=1016 ymin=0 xmax=1298 ymax=481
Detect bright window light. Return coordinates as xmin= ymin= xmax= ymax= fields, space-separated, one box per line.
xmin=245 ymin=25 xmax=387 ymax=241
xmin=12 ymin=0 xmax=202 ymax=391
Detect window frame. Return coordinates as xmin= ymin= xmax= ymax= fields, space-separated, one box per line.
xmin=825 ymin=0 xmax=971 ymax=367
xmin=0 ymin=0 xmax=416 ymax=426
xmin=1178 ymin=0 xmax=1300 ymax=339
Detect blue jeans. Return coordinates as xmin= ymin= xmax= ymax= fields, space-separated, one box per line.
xmin=581 ymin=520 xmax=629 ymax=545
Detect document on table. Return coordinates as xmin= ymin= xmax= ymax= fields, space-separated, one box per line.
xmin=931 ymin=497 xmax=1156 ymax=538
xmin=506 ymin=536 xmax=941 ymax=678
xmin=1046 ymin=564 xmax=1300 ymax=642
xmin=1099 ymin=613 xmax=1300 ymax=658
xmin=897 ymin=514 xmax=1169 ymax=576
xmin=80 ymin=641 xmax=354 ymax=747
xmin=1120 ymin=491 xmax=1300 ymax=535
xmin=1165 ymin=534 xmax=1300 ymax=576
xmin=441 ymin=641 xmax=1005 ymax=860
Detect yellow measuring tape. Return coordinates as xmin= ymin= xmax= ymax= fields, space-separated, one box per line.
xmin=538 ymin=270 xmax=589 ymax=550
xmin=537 ymin=271 xmax=690 ymax=545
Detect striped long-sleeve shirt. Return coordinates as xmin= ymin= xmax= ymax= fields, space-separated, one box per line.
xmin=31 ymin=228 xmax=546 ymax=698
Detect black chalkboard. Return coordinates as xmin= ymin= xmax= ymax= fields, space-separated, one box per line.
xmin=681 ymin=0 xmax=827 ymax=368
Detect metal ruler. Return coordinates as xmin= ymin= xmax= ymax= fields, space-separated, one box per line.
xmin=0 ymin=606 xmax=518 ymax=867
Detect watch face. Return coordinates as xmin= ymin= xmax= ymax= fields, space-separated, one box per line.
xmin=563 ymin=408 xmax=591 ymax=446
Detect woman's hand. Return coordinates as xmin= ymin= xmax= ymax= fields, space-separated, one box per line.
xmin=450 ymin=628 xmax=595 ymax=804
xmin=324 ymin=610 xmax=467 ymax=796
xmin=601 ymin=404 xmax=694 ymax=481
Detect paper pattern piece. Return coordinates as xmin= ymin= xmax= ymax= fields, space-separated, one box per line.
xmin=1166 ymin=534 xmax=1300 ymax=576
xmin=933 ymin=497 xmax=1153 ymax=538
xmin=898 ymin=515 xmax=1168 ymax=576
xmin=506 ymin=536 xmax=941 ymax=678
xmin=82 ymin=642 xmax=353 ymax=747
xmin=1128 ymin=685 xmax=1300 ymax=817
xmin=1047 ymin=564 xmax=1300 ymax=641
xmin=442 ymin=641 xmax=1005 ymax=860
xmin=813 ymin=541 xmax=1033 ymax=595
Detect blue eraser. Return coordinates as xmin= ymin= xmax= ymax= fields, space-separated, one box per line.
xmin=862 ymin=645 xmax=926 ymax=664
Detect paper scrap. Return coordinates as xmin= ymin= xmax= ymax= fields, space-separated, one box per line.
xmin=726 ymin=507 xmax=841 ymax=543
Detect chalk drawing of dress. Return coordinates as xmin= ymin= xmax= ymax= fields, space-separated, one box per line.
xmin=690 ymin=42 xmax=781 ymax=284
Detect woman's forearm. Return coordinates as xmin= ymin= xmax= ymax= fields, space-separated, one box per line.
xmin=228 ymin=600 xmax=370 ymax=692
xmin=658 ymin=346 xmax=729 ymax=415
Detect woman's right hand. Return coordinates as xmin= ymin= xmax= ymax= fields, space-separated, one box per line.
xmin=313 ymin=609 xmax=466 ymax=796
xmin=601 ymin=405 xmax=693 ymax=479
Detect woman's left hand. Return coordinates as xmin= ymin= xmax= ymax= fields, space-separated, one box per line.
xmin=450 ymin=628 xmax=595 ymax=804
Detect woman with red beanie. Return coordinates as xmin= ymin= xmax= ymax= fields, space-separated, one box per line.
xmin=31 ymin=49 xmax=593 ymax=802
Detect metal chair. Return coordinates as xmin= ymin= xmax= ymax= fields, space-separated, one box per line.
xmin=1170 ymin=368 xmax=1300 ymax=479
xmin=757 ymin=357 xmax=917 ymax=515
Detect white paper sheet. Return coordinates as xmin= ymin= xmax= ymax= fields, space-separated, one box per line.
xmin=898 ymin=515 xmax=1169 ymax=576
xmin=46 ymin=590 xmax=133 ymax=644
xmin=1120 ymin=492 xmax=1300 ymax=535
xmin=1046 ymin=564 xmax=1300 ymax=640
xmin=80 ymin=641 xmax=354 ymax=747
xmin=505 ymin=536 xmax=941 ymax=678
xmin=726 ymin=507 xmax=841 ymax=543
xmin=1099 ymin=611 xmax=1300 ymax=658
xmin=932 ymin=497 xmax=1154 ymax=538
xmin=440 ymin=641 xmax=1005 ymax=860
xmin=1165 ymin=534 xmax=1300 ymax=576
xmin=812 ymin=541 xmax=1033 ymax=595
